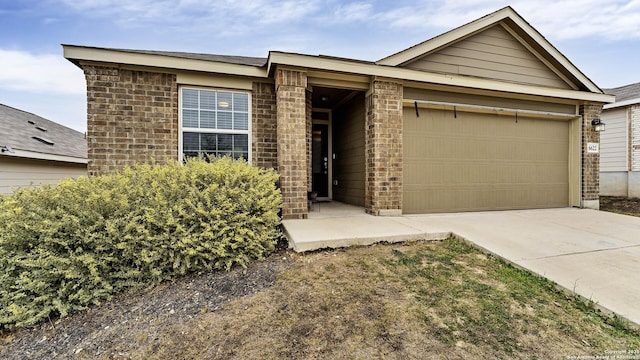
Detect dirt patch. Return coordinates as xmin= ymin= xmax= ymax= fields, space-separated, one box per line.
xmin=600 ymin=196 xmax=640 ymax=217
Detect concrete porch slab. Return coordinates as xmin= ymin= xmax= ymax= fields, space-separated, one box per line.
xmin=284 ymin=201 xmax=449 ymax=252
xmin=282 ymin=206 xmax=640 ymax=327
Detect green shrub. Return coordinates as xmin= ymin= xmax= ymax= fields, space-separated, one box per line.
xmin=0 ymin=157 xmax=281 ymax=329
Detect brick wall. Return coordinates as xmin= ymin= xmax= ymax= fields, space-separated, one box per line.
xmin=251 ymin=81 xmax=278 ymax=170
xmin=83 ymin=65 xmax=178 ymax=175
xmin=365 ymin=79 xmax=403 ymax=215
xmin=631 ymin=104 xmax=640 ymax=171
xmin=580 ymin=103 xmax=603 ymax=205
xmin=276 ymin=68 xmax=309 ymax=219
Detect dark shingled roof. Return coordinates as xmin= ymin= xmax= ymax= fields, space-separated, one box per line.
xmin=0 ymin=104 xmax=87 ymax=160
xmin=603 ymin=82 xmax=640 ymax=103
xmin=104 ymin=47 xmax=268 ymax=67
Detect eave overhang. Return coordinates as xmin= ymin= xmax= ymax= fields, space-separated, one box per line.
xmin=268 ymin=51 xmax=614 ymax=104
xmin=1 ymin=149 xmax=88 ymax=164
xmin=63 ymin=45 xmax=268 ymax=79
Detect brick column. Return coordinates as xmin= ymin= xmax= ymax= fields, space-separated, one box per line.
xmin=365 ymin=78 xmax=403 ymax=216
xmin=276 ymin=68 xmax=309 ymax=219
xmin=631 ymin=105 xmax=640 ymax=172
xmin=629 ymin=105 xmax=640 ymax=197
xmin=580 ymin=102 xmax=603 ymax=209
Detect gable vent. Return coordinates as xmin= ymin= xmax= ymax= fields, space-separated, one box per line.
xmin=32 ymin=136 xmax=54 ymax=146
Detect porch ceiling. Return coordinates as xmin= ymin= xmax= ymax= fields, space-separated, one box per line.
xmin=312 ymin=87 xmax=359 ymax=109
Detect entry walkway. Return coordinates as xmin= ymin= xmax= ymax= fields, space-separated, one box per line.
xmin=283 ymin=205 xmax=640 ymax=327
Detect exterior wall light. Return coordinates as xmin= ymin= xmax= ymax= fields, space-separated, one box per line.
xmin=591 ymin=119 xmax=605 ymax=132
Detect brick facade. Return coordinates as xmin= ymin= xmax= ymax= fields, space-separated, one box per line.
xmin=580 ymin=103 xmax=603 ymax=208
xmin=83 ymin=65 xmax=178 ymax=175
xmin=251 ymin=82 xmax=278 ymax=170
xmin=79 ymin=65 xmax=605 ymax=217
xmin=365 ymin=79 xmax=403 ymax=215
xmin=275 ymin=68 xmax=309 ymax=219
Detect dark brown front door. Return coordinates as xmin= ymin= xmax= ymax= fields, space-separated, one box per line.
xmin=312 ymin=123 xmax=329 ymax=197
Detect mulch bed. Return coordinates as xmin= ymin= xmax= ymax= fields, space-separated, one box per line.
xmin=599 ymin=196 xmax=640 ymax=217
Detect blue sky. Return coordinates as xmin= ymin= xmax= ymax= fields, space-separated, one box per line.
xmin=1 ymin=0 xmax=640 ymax=133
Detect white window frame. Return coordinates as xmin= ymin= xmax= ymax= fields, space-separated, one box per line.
xmin=178 ymin=85 xmax=252 ymax=163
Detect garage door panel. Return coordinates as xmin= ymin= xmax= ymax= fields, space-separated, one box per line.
xmin=404 ymin=184 xmax=568 ymax=213
xmin=403 ymin=107 xmax=569 ymax=213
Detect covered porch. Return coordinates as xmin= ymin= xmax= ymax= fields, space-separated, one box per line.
xmin=275 ymin=67 xmax=403 ymax=220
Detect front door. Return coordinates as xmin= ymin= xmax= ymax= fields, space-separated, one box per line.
xmin=312 ymin=123 xmax=329 ymax=198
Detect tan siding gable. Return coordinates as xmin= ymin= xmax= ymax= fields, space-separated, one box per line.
xmin=403 ymin=25 xmax=572 ymax=89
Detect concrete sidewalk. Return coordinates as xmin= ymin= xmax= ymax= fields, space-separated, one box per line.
xmin=283 ymin=207 xmax=640 ymax=327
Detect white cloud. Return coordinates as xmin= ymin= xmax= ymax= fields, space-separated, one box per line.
xmin=0 ymin=49 xmax=85 ymax=95
xmin=332 ymin=2 xmax=373 ymax=22
xmin=376 ymin=0 xmax=640 ymax=41
xmin=58 ymin=0 xmax=321 ymax=28
xmin=515 ymin=0 xmax=640 ymax=40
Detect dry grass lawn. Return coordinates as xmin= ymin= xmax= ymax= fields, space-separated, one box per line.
xmin=131 ymin=239 xmax=640 ymax=359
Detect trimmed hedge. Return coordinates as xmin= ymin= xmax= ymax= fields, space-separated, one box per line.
xmin=0 ymin=157 xmax=281 ymax=329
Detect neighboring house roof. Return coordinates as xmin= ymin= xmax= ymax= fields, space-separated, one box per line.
xmin=0 ymin=104 xmax=87 ymax=164
xmin=63 ymin=6 xmax=613 ymax=104
xmin=603 ymin=82 xmax=640 ymax=109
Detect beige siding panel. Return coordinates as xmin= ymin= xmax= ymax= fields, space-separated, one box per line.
xmin=404 ymin=87 xmax=577 ymax=115
xmin=415 ymin=53 xmax=568 ymax=88
xmin=600 ymin=108 xmax=629 ymax=172
xmin=0 ymin=157 xmax=87 ymax=194
xmin=403 ymin=107 xmax=569 ymax=213
xmin=433 ymin=46 xmax=548 ymax=71
xmin=332 ymin=93 xmax=366 ymax=206
xmin=404 ymin=25 xmax=572 ymax=89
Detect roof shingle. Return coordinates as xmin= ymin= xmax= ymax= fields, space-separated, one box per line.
xmin=603 ymin=82 xmax=640 ymax=103
xmin=0 ymin=104 xmax=87 ymax=160
xmin=97 ymin=47 xmax=268 ymax=67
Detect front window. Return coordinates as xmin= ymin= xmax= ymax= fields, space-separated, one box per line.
xmin=180 ymin=87 xmax=250 ymax=161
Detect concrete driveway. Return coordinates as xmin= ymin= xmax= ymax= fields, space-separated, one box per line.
xmin=284 ymin=207 xmax=640 ymax=326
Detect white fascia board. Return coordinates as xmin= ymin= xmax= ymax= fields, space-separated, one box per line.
xmin=2 ymin=149 xmax=88 ymax=164
xmin=268 ymin=52 xmax=615 ymax=103
xmin=603 ymin=97 xmax=640 ymax=110
xmin=64 ymin=45 xmax=268 ymax=79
